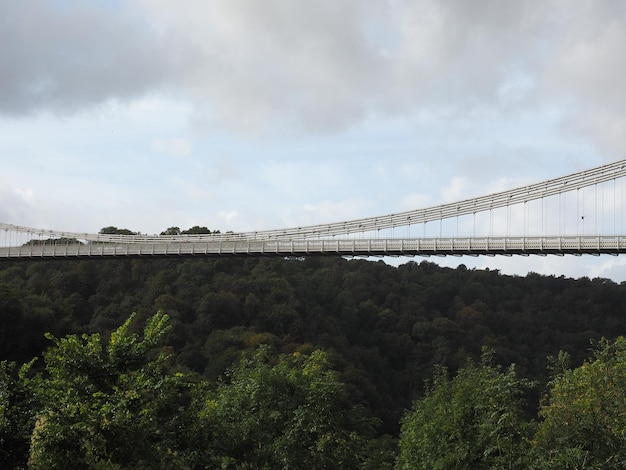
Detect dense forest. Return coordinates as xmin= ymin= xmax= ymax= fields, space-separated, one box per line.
xmin=1 ymin=237 xmax=626 ymax=467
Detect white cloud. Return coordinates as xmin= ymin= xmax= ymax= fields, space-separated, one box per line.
xmin=440 ymin=176 xmax=472 ymax=202
xmin=398 ymin=192 xmax=433 ymax=211
xmin=151 ymin=138 xmax=192 ymax=158
xmin=2 ymin=0 xmax=626 ymax=156
xmin=217 ymin=211 xmax=239 ymax=227
xmin=295 ymin=199 xmax=373 ymax=227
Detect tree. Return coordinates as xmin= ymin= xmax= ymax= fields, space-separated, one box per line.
xmin=206 ymin=346 xmax=375 ymax=469
xmin=99 ymin=227 xmax=137 ymax=235
xmin=0 ymin=360 xmax=38 ymax=469
xmin=397 ymin=350 xmax=533 ymax=469
xmin=0 ymin=284 xmax=26 ymax=361
xmin=182 ymin=226 xmax=217 ymax=234
xmin=28 ymin=312 xmax=195 ymax=469
xmin=160 ymin=227 xmax=181 ymax=235
xmin=533 ymin=337 xmax=626 ymax=469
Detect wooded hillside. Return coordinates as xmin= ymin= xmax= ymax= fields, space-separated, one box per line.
xmin=1 ymin=254 xmax=626 ymax=467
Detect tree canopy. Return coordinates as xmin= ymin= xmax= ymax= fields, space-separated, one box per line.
xmin=28 ymin=312 xmax=192 ymax=469
xmin=397 ymin=350 xmax=533 ymax=469
xmin=206 ymin=346 xmax=375 ymax=468
xmin=534 ymin=338 xmax=626 ymax=468
xmin=2 ymin=312 xmax=376 ymax=468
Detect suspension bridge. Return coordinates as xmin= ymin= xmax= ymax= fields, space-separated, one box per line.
xmin=2 ymin=159 xmax=626 ymax=259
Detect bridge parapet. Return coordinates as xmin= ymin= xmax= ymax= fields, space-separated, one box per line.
xmin=1 ymin=235 xmax=625 ymax=259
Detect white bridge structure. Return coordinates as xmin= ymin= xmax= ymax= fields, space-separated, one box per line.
xmin=3 ymin=159 xmax=626 ymax=259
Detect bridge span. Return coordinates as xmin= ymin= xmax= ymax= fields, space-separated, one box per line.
xmin=1 ymin=236 xmax=625 ymax=259
xmin=2 ymin=158 xmax=626 ymax=259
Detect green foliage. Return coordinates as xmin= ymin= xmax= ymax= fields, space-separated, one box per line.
xmin=533 ymin=337 xmax=626 ymax=469
xmin=362 ymin=434 xmax=398 ymax=469
xmin=182 ymin=225 xmax=218 ymax=234
xmin=28 ymin=311 xmax=194 ymax=469
xmin=0 ymin=282 xmax=56 ymax=363
xmin=160 ymin=226 xmax=221 ymax=235
xmin=160 ymin=226 xmax=181 ymax=235
xmin=23 ymin=237 xmax=82 ymax=245
xmin=206 ymin=346 xmax=375 ymax=469
xmin=398 ymin=338 xmax=626 ymax=469
xmin=397 ymin=350 xmax=533 ymax=469
xmin=0 ymin=360 xmax=38 ymax=469
xmin=7 ymin=312 xmax=375 ymax=468
xmin=98 ymin=226 xmax=137 ymax=235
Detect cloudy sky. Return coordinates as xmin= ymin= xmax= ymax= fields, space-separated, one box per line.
xmin=2 ymin=0 xmax=626 ymax=280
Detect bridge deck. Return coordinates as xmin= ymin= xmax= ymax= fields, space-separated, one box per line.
xmin=1 ymin=236 xmax=625 ymax=259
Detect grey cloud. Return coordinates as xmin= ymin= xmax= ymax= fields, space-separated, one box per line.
xmin=4 ymin=0 xmax=626 ymax=156
xmin=175 ymin=0 xmax=389 ymax=132
xmin=0 ymin=0 xmax=186 ymax=114
xmin=166 ymin=0 xmax=555 ymax=130
xmin=539 ymin=1 xmax=626 ymax=156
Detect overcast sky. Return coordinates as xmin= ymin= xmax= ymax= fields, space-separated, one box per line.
xmin=3 ymin=0 xmax=626 ymax=280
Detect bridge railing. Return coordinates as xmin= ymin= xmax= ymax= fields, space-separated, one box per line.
xmin=1 ymin=235 xmax=625 ymax=259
